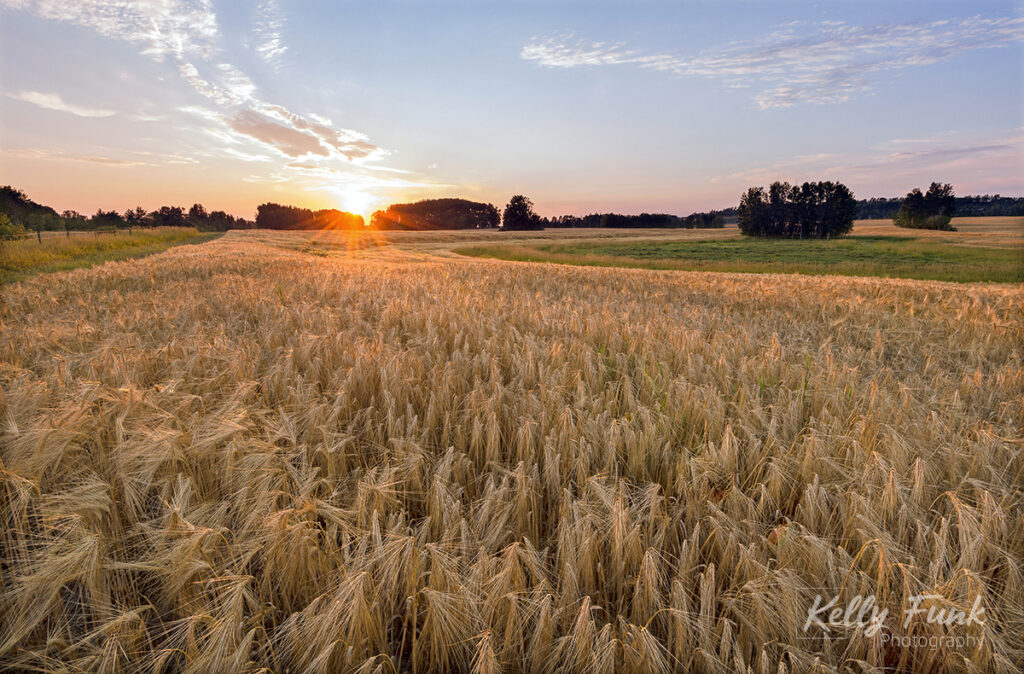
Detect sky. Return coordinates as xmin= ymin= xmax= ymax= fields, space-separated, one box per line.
xmin=0 ymin=1 xmax=1022 ymax=220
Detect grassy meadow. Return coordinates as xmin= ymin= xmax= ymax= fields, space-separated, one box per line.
xmin=0 ymin=227 xmax=220 ymax=284
xmin=0 ymin=227 xmax=1022 ymax=672
xmin=456 ymin=218 xmax=1024 ymax=283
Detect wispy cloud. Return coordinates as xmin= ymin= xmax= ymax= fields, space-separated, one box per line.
xmin=523 ymin=16 xmax=1024 ymax=109
xmin=8 ymin=91 xmax=115 ymax=117
xmin=254 ymin=0 xmax=287 ymax=67
xmin=227 ymin=109 xmax=329 ymax=158
xmin=284 ymin=162 xmax=450 ymax=190
xmin=0 ymin=0 xmax=219 ymax=60
xmin=259 ymin=106 xmax=385 ymax=161
xmin=4 ymin=0 xmax=393 ymax=170
xmin=4 ymin=147 xmax=150 ymax=166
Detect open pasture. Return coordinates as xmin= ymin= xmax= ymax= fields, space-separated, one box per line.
xmin=455 ymin=218 xmax=1024 ymax=284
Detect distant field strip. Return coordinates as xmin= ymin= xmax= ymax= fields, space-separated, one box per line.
xmin=452 ymin=218 xmax=1024 ymax=283
xmin=1 ymin=229 xmax=1021 ymax=672
xmin=457 ymin=236 xmax=1024 ymax=283
xmin=0 ymin=228 xmax=220 ymax=283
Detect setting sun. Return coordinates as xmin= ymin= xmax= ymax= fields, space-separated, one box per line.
xmin=329 ymin=187 xmax=377 ymax=225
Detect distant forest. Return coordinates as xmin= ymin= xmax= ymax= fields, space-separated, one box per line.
xmin=0 ymin=186 xmax=255 ymax=232
xmin=857 ymin=195 xmax=1024 ymax=219
xmin=544 ymin=210 xmax=733 ymax=228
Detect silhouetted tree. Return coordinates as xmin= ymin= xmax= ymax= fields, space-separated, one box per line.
xmin=256 ymin=203 xmax=362 ymax=230
xmin=188 ymin=203 xmax=209 ymax=229
xmin=894 ymin=184 xmax=956 ymax=230
xmin=124 ymin=207 xmax=150 ymax=229
xmin=818 ymin=181 xmax=857 ymax=238
xmin=91 ymin=209 xmax=125 ymax=229
xmin=207 ymin=210 xmax=235 ymax=231
xmin=62 ymin=210 xmax=87 ymax=235
xmin=370 ymin=199 xmax=498 ymax=230
xmin=502 ymin=195 xmax=543 ymax=230
xmin=738 ymin=186 xmax=771 ymax=236
xmin=924 ymin=182 xmax=956 ymax=217
xmin=313 ymin=209 xmax=365 ymax=230
xmin=151 ymin=206 xmax=186 ymax=228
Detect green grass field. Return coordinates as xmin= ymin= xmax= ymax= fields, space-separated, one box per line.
xmin=0 ymin=228 xmax=220 ymax=283
xmin=457 ymin=231 xmax=1024 ymax=283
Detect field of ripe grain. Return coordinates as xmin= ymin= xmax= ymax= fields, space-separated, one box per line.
xmin=1 ymin=230 xmax=1022 ymax=672
xmin=0 ymin=227 xmax=221 ymax=284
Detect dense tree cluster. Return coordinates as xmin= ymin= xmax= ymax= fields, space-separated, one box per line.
xmin=857 ymin=193 xmax=1023 ymax=219
xmin=256 ymin=203 xmax=363 ymax=230
xmin=501 ymin=195 xmax=543 ymax=230
xmin=0 ymin=186 xmax=255 ymax=233
xmin=370 ymin=198 xmax=499 ymax=230
xmin=893 ymin=183 xmax=957 ymax=230
xmin=738 ymin=181 xmax=857 ymax=238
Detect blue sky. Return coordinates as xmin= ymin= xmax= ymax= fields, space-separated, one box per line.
xmin=1 ymin=1 xmax=1021 ymax=219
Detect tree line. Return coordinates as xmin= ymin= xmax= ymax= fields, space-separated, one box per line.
xmin=544 ymin=210 xmax=730 ymax=229
xmin=6 ymin=182 xmax=1018 ymax=239
xmin=857 ymin=193 xmax=1023 ymax=219
xmin=0 ymin=186 xmax=254 ymax=234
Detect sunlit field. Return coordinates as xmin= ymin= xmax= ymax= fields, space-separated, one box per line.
xmin=0 ymin=227 xmax=220 ymax=284
xmin=456 ymin=218 xmax=1024 ymax=283
xmin=1 ymin=229 xmax=1022 ymax=672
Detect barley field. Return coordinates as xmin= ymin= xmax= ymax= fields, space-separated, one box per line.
xmin=0 ymin=228 xmax=220 ymax=284
xmin=1 ymin=230 xmax=1022 ymax=672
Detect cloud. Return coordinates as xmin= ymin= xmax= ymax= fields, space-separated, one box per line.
xmin=177 ymin=62 xmax=237 ymax=106
xmin=8 ymin=91 xmax=115 ymax=117
xmin=520 ymin=38 xmax=651 ymax=68
xmin=0 ymin=0 xmax=219 ymax=60
xmin=4 ymin=147 xmax=149 ymax=166
xmin=227 ymin=109 xmax=329 ymax=157
xmin=4 ymin=0 xmax=392 ymax=170
xmin=254 ymin=0 xmax=287 ymax=66
xmin=259 ymin=105 xmax=385 ymax=161
xmin=223 ymin=148 xmax=274 ymax=163
xmin=523 ymin=16 xmax=1024 ymax=108
xmin=283 ymin=162 xmax=450 ymax=190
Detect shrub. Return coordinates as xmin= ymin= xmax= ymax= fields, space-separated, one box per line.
xmin=0 ymin=212 xmax=28 ymax=240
